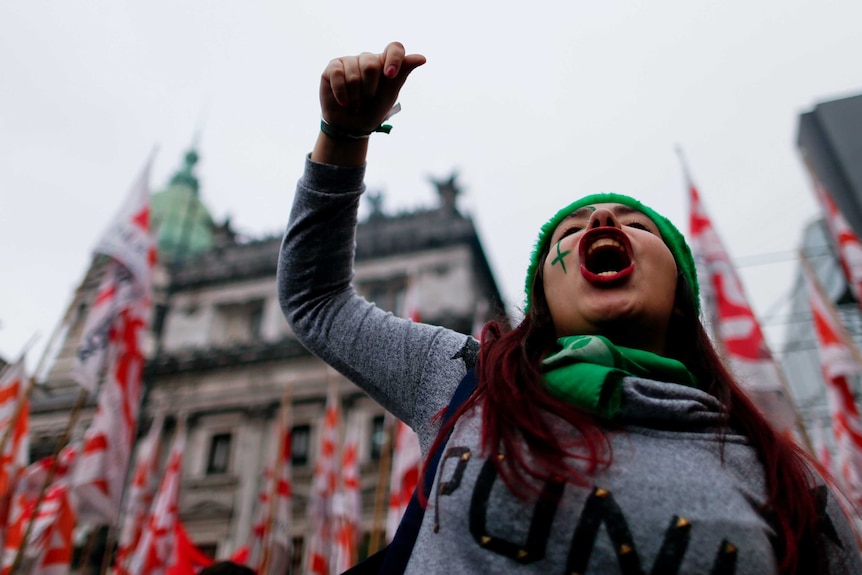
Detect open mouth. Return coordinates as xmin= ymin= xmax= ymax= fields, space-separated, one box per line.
xmin=578 ymin=227 xmax=634 ymax=284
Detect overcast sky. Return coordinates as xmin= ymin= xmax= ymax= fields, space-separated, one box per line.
xmin=2 ymin=1 xmax=862 ymax=369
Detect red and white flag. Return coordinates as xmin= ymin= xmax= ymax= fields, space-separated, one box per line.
xmin=472 ymin=300 xmax=488 ymax=343
xmin=688 ymin=179 xmax=800 ymax=435
xmin=114 ymin=413 xmax=165 ymax=575
xmin=403 ymin=275 xmax=421 ymax=323
xmin=128 ymin=422 xmax=187 ymax=575
xmin=1 ymin=443 xmax=78 ymax=575
xmin=305 ymin=385 xmax=340 ymax=575
xmin=803 ymin=259 xmax=862 ymax=506
xmin=809 ymin=173 xmax=862 ymax=303
xmin=246 ymin=467 xmax=273 ymax=570
xmin=73 ymin=154 xmax=156 ymax=393
xmin=256 ymin=400 xmax=293 ymax=575
xmin=72 ymin=291 xmax=149 ymax=525
xmin=812 ymin=420 xmax=836 ymax=480
xmin=386 ymin=418 xmax=421 ymax=540
xmin=332 ymin=421 xmax=361 ymax=573
xmin=71 ymin=155 xmax=156 ymax=525
xmin=92 ymin=153 xmax=158 ymax=295
xmin=6 ymin=485 xmax=75 ymax=575
xmin=35 ymin=487 xmax=75 ymax=575
xmin=168 ymin=521 xmax=214 ymax=575
xmin=0 ymin=359 xmax=29 ymax=531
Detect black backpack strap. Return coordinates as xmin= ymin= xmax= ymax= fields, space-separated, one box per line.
xmin=343 ymin=368 xmax=478 ymax=575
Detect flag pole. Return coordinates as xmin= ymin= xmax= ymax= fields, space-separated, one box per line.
xmin=2 ymin=273 xmax=109 ymax=570
xmin=99 ymin=154 xmax=164 ymax=575
xmin=675 ymin=146 xmax=723 ymax=350
xmin=0 ymin=376 xmax=28 ymax=466
xmin=0 ymin=378 xmax=30 ymax=465
xmin=98 ymin=384 xmax=160 ymax=575
xmin=0 ymin=332 xmax=56 ymax=464
xmin=774 ymin=354 xmax=816 ymax=455
xmin=8 ymin=386 xmax=89 ymax=574
xmin=368 ymin=413 xmax=394 ymax=554
xmin=79 ymin=526 xmax=104 ymax=575
xmin=676 ymin=147 xmax=813 ymax=452
xmin=328 ymin=369 xmax=344 ymax=570
xmin=260 ymin=383 xmax=293 ymax=575
xmin=800 ymin=253 xmax=862 ymax=367
xmin=801 ymin=253 xmax=862 ymax=545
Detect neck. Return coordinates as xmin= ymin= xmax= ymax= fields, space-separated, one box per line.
xmin=590 ymin=323 xmax=668 ymax=356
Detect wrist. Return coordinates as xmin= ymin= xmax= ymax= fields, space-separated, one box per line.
xmin=319 ymin=118 xmax=393 ymax=141
xmin=311 ymin=132 xmax=369 ymax=167
xmin=311 ymin=103 xmax=402 ymax=167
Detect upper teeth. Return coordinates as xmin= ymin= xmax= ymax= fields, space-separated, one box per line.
xmin=587 ymin=238 xmax=625 ymax=256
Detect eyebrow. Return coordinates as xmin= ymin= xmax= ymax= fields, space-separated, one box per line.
xmin=551 ymin=204 xmax=656 ymax=244
xmin=562 ymin=204 xmax=642 ymax=223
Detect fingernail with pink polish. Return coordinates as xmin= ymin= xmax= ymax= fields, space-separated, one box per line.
xmin=385 ymin=65 xmax=397 ymax=78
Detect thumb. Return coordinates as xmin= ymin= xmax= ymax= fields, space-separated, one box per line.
xmin=382 ymin=50 xmax=427 ymax=80
xmin=385 ymin=54 xmax=426 ymax=97
xmin=398 ymin=53 xmax=427 ymax=77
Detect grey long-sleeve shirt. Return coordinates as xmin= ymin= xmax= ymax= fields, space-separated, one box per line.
xmin=278 ymin=157 xmax=862 ymax=574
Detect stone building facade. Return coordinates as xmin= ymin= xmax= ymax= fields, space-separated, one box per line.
xmin=28 ymin=148 xmax=506 ymax=568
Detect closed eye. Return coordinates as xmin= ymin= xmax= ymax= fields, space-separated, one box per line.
xmin=557 ymin=225 xmax=584 ymax=240
xmin=625 ymin=221 xmax=654 ymax=233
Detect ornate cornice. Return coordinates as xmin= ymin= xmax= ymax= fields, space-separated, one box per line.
xmin=168 ymin=208 xmax=480 ymax=290
xmin=146 ymin=337 xmax=312 ymax=377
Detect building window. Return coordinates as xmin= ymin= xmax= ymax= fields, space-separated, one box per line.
xmin=29 ymin=437 xmax=57 ymax=463
xmin=196 ymin=543 xmax=218 ymax=559
xmin=290 ymin=536 xmax=304 ymax=574
xmin=291 ymin=424 xmax=310 ymax=467
xmin=76 ymin=302 xmax=88 ymax=322
xmin=359 ymin=278 xmax=408 ymax=315
xmin=370 ymin=415 xmax=387 ymax=461
xmin=249 ymin=304 xmax=264 ymax=340
xmin=213 ymin=299 xmax=265 ymax=346
xmin=206 ymin=433 xmax=232 ymax=475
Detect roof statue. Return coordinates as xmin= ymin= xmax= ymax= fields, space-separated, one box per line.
xmin=366 ymin=190 xmax=386 ymax=220
xmin=429 ymin=171 xmax=462 ymax=214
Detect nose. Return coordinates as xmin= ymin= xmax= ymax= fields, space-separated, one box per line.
xmin=588 ymin=207 xmax=620 ymax=229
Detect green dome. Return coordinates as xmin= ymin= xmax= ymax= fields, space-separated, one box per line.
xmin=151 ymin=148 xmax=214 ymax=261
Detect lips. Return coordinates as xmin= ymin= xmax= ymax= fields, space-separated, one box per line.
xmin=578 ymin=227 xmax=634 ymax=284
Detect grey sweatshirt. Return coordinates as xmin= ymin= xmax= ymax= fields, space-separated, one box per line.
xmin=278 ymin=157 xmax=862 ymax=574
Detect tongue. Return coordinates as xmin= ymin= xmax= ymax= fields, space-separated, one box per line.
xmin=580 ymin=262 xmax=634 ymax=284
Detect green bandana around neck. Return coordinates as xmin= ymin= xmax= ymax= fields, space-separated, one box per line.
xmin=541 ymin=335 xmax=699 ymax=418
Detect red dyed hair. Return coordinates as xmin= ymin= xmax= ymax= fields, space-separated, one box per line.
xmin=426 ymin=265 xmax=828 ymax=575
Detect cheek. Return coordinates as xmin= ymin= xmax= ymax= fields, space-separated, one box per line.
xmin=654 ymin=249 xmax=679 ymax=304
xmin=545 ymin=238 xmax=579 ymax=277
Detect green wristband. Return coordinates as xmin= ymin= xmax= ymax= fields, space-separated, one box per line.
xmin=319 ymin=102 xmax=402 ymax=141
xmin=319 ymin=119 xmax=393 ymax=141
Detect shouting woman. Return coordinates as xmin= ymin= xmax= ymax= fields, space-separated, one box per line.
xmin=278 ymin=42 xmax=861 ymax=574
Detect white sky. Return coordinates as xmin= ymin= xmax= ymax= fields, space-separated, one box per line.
xmin=2 ymin=1 xmax=862 ymax=369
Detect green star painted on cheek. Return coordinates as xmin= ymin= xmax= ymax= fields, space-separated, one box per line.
xmin=551 ymin=241 xmax=572 ymax=274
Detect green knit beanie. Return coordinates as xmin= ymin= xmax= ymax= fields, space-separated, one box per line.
xmin=524 ymin=193 xmax=700 ymax=314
